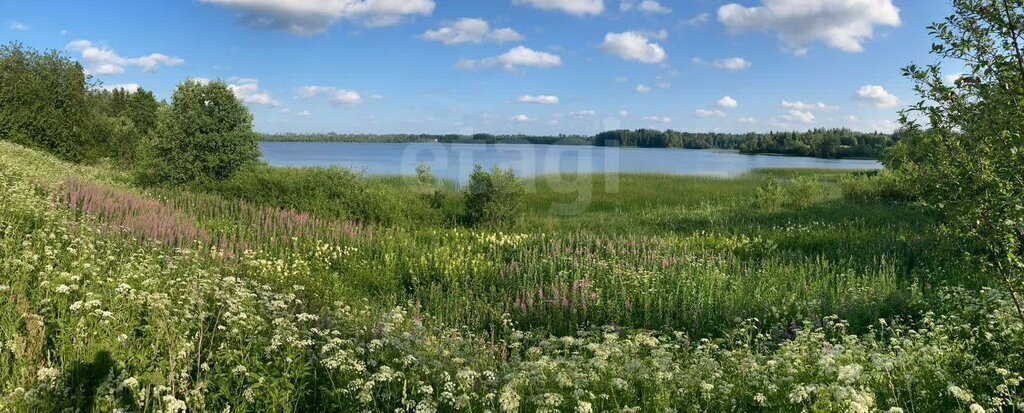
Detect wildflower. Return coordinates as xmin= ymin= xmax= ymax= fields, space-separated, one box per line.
xmin=887 ymin=408 xmax=905 ymax=413
xmin=36 ymin=367 xmax=60 ymax=383
xmin=55 ymin=284 xmax=71 ymax=294
xmin=754 ymin=393 xmax=767 ymax=406
xmin=577 ymin=400 xmax=593 ymax=413
xmin=948 ymin=385 xmax=974 ymax=402
xmin=969 ymin=404 xmax=985 ymax=413
xmin=838 ymin=364 xmax=862 ymax=383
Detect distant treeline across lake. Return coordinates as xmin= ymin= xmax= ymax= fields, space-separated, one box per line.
xmin=263 ymin=128 xmax=899 ymax=159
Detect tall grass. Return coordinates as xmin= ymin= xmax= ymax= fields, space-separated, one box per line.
xmin=2 ymin=142 xmax=1021 ymax=412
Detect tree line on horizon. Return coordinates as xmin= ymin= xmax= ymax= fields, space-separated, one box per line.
xmin=264 ymin=127 xmax=900 ymax=159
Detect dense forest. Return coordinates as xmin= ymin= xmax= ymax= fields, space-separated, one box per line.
xmin=266 ymin=128 xmax=900 ymax=159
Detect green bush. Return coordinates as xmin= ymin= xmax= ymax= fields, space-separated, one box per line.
xmin=840 ymin=172 xmax=912 ymax=204
xmin=0 ymin=42 xmax=90 ymax=161
xmin=138 ymin=80 xmax=260 ymax=185
xmin=465 ymin=165 xmax=525 ymax=227
xmin=755 ymin=176 xmax=827 ymax=210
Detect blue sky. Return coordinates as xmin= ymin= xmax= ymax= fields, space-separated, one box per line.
xmin=2 ymin=0 xmax=950 ymax=135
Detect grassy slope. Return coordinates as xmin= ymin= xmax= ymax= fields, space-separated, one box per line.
xmin=2 ymin=141 xmax=1021 ymax=412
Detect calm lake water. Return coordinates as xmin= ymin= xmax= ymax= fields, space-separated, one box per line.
xmin=261 ymin=142 xmax=883 ymax=183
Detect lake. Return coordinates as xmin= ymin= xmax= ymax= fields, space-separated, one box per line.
xmin=261 ymin=142 xmax=883 ymax=183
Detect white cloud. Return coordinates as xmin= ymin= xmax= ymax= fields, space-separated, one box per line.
xmin=228 ymin=78 xmax=279 ymax=106
xmin=199 ymin=0 xmax=436 ymax=35
xmin=297 ymin=110 xmax=311 ymax=117
xmin=638 ymin=0 xmax=671 ymax=14
xmin=642 ymin=115 xmax=672 ymax=123
xmin=682 ymin=13 xmax=710 ymax=26
xmin=718 ymin=0 xmax=901 ymax=55
xmin=423 ymin=18 xmax=524 ymax=45
xmin=488 ymin=28 xmax=526 ymax=43
xmin=635 ymin=84 xmax=652 ymax=94
xmin=696 ymin=109 xmax=726 ymax=118
xmin=66 ymin=40 xmax=184 ymax=76
xmin=512 ymin=114 xmax=535 ymax=122
xmin=944 ymin=73 xmax=965 ymax=84
xmin=619 ymin=110 xmax=629 ymax=118
xmin=782 ymin=100 xmax=837 ymax=111
xmin=601 ymin=31 xmax=667 ymax=64
xmin=620 ymin=0 xmax=670 ymax=14
xmin=100 ymin=83 xmax=141 ymax=93
xmin=297 ymin=85 xmax=365 ymax=105
xmin=738 ymin=117 xmax=758 ymax=124
xmin=518 ymin=95 xmax=560 ymax=105
xmin=514 ymin=0 xmax=604 ymax=16
xmin=713 ymin=57 xmax=751 ymax=71
xmin=189 ymin=77 xmax=212 ymax=85
xmin=786 ymin=109 xmax=815 ymax=124
xmin=456 ymin=46 xmax=563 ymax=70
xmin=717 ymin=96 xmax=738 ymax=108
xmin=569 ymin=110 xmax=596 ymax=118
xmin=855 ymin=85 xmax=900 ymax=108
xmin=9 ymin=22 xmax=28 ymax=31
xmin=658 ymin=83 xmax=672 ymax=89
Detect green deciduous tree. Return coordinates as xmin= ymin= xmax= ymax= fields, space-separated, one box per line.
xmin=139 ymin=80 xmax=260 ymax=184
xmin=0 ymin=42 xmax=90 ymax=161
xmin=890 ymin=0 xmax=1024 ymax=320
xmin=464 ymin=165 xmax=525 ymax=227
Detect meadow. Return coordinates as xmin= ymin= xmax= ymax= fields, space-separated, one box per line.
xmin=2 ymin=140 xmax=1022 ymax=412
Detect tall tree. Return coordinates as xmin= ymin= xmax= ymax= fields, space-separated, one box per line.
xmin=890 ymin=0 xmax=1024 ymax=320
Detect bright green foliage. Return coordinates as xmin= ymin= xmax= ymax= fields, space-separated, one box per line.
xmin=0 ymin=42 xmax=90 ymax=161
xmin=139 ymin=80 xmax=260 ymax=184
xmin=465 ymin=165 xmax=526 ymax=227
xmin=889 ymin=0 xmax=1024 ymax=319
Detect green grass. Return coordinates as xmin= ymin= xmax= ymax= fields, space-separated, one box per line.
xmin=1 ymin=141 xmax=1021 ymax=412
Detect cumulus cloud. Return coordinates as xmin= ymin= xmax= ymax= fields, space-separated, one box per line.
xmin=297 ymin=85 xmax=366 ymax=105
xmin=518 ymin=95 xmax=560 ymax=105
xmin=9 ymin=21 xmax=29 ymax=31
xmin=67 ymin=40 xmax=184 ymax=75
xmin=513 ymin=0 xmax=604 ymax=16
xmin=620 ymin=0 xmax=670 ymax=14
xmin=423 ymin=18 xmax=524 ymax=45
xmin=297 ymin=110 xmax=311 ymax=117
xmin=200 ymin=0 xmax=435 ymax=35
xmin=642 ymin=115 xmax=672 ymax=123
xmin=718 ymin=0 xmax=901 ymax=55
xmin=713 ymin=57 xmax=751 ymax=71
xmin=512 ymin=114 xmax=535 ymax=122
xmin=619 ymin=110 xmax=629 ymax=118
xmin=855 ymin=85 xmax=900 ymax=108
xmin=635 ymin=84 xmax=652 ymax=94
xmin=601 ymin=31 xmax=667 ymax=64
xmin=782 ymin=100 xmax=837 ymax=111
xmin=570 ymin=110 xmax=597 ymax=118
xmin=717 ymin=96 xmax=738 ymax=108
xmin=696 ymin=109 xmax=726 ymax=118
xmin=785 ymin=109 xmax=815 ymax=124
xmin=456 ymin=46 xmax=563 ymax=70
xmin=228 ymin=78 xmax=279 ymax=106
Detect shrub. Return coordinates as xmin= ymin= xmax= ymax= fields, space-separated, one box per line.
xmin=754 ymin=176 xmax=827 ymax=210
xmin=0 ymin=42 xmax=90 ymax=161
xmin=464 ymin=165 xmax=525 ymax=227
xmin=753 ymin=177 xmax=787 ymax=211
xmin=840 ymin=172 xmax=912 ymax=204
xmin=138 ymin=80 xmax=259 ymax=185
